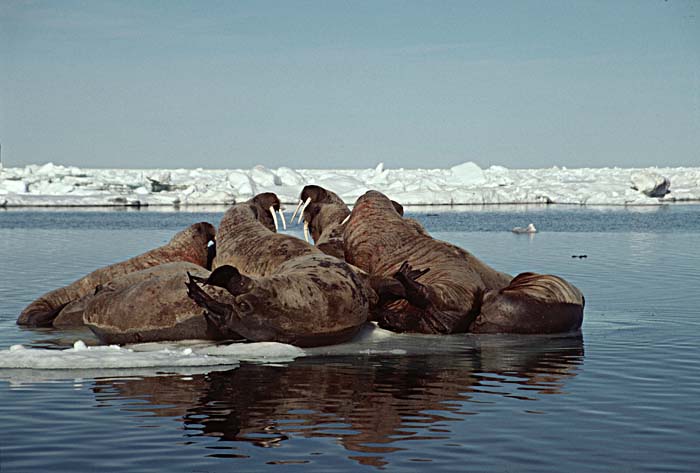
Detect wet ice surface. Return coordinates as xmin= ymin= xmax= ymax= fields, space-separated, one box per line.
xmin=1 ymin=207 xmax=699 ymax=472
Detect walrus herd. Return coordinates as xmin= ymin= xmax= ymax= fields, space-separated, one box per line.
xmin=17 ymin=187 xmax=585 ymax=347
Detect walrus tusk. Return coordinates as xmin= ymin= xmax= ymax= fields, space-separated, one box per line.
xmin=303 ymin=221 xmax=310 ymax=243
xmin=269 ymin=206 xmax=279 ymax=232
xmin=340 ymin=213 xmax=351 ymax=225
xmin=279 ymin=209 xmax=286 ymax=230
xmin=297 ymin=197 xmax=311 ymax=224
xmin=290 ymin=199 xmax=303 ymax=223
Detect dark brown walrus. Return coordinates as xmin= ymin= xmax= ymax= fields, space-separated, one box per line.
xmin=343 ymin=190 xmax=584 ymax=334
xmin=186 ymin=195 xmax=374 ymax=347
xmin=17 ymin=222 xmax=216 ymax=327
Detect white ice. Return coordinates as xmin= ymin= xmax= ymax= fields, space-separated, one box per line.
xmin=0 ymin=323 xmax=466 ymax=376
xmin=2 ymin=161 xmax=698 ymax=207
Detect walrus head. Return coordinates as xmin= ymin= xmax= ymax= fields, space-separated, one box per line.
xmin=171 ymin=222 xmax=216 ymax=246
xmin=288 ymin=186 xmax=350 ymax=244
xmin=342 ymin=190 xmax=404 ymax=228
xmin=170 ymin=222 xmax=217 ymax=268
xmin=247 ymin=193 xmax=284 ymax=232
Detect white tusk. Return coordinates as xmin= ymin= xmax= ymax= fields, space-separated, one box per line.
xmin=279 ymin=209 xmax=286 ymax=230
xmin=340 ymin=213 xmax=351 ymax=225
xmin=269 ymin=206 xmax=279 ymax=232
xmin=290 ymin=199 xmax=303 ymax=223
xmin=303 ymin=220 xmax=310 ymax=243
xmin=297 ymin=197 xmax=311 ymax=224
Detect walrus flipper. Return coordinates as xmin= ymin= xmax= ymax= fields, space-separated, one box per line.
xmin=185 ymin=273 xmax=236 ymax=334
xmin=393 ymin=261 xmax=431 ymax=309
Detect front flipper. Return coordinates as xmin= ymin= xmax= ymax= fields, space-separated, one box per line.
xmin=393 ymin=261 xmax=431 ymax=309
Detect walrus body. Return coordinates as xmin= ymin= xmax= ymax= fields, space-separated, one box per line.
xmin=343 ymin=191 xmax=584 ymax=334
xmin=83 ymin=262 xmax=230 ymax=345
xmin=187 ymin=200 xmax=373 ymax=347
xmin=18 ymin=222 xmax=216 ymax=327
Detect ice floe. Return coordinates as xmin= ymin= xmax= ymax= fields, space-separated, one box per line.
xmin=0 ymin=339 xmax=302 ymax=370
xmin=1 ymin=162 xmax=699 ymax=207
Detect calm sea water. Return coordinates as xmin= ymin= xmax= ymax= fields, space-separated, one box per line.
xmin=1 ymin=205 xmax=699 ymax=472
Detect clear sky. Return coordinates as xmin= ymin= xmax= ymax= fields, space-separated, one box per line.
xmin=1 ymin=0 xmax=698 ymax=170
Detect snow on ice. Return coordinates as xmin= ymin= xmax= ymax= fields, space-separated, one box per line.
xmin=1 ymin=161 xmax=699 ymax=207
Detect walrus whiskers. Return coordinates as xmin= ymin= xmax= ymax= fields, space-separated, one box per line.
xmin=269 ymin=206 xmax=279 ymax=232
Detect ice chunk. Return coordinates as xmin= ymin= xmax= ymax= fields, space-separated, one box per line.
xmin=450 ymin=161 xmax=486 ymax=186
xmin=630 ymin=171 xmax=671 ymax=198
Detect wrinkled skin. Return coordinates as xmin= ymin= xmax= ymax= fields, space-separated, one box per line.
xmin=298 ymin=185 xmax=350 ymax=259
xmin=187 ymin=195 xmax=373 ymax=347
xmin=18 ymin=222 xmax=216 ymax=327
xmin=343 ymin=190 xmax=584 ymax=334
xmin=82 ymin=262 xmax=230 ymax=345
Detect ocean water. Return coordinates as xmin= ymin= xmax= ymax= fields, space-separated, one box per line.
xmin=1 ymin=205 xmax=699 ymax=472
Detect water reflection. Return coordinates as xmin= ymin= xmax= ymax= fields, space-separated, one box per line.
xmin=92 ymin=334 xmax=583 ymax=468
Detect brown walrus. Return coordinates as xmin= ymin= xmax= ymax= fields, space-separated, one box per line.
xmin=343 ymin=190 xmax=584 ymax=334
xmin=186 ymin=196 xmax=374 ymax=347
xmin=82 ymin=262 xmax=230 ymax=344
xmin=17 ymin=222 xmax=216 ymax=327
xmin=52 ymin=262 xmax=208 ymax=328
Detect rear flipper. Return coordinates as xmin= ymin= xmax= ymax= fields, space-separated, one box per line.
xmin=185 ymin=272 xmax=240 ymax=339
xmin=470 ymin=272 xmax=585 ymax=334
xmin=392 ymin=261 xmax=431 ymax=309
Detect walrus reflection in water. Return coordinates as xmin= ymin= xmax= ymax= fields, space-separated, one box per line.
xmin=343 ymin=190 xmax=584 ymax=334
xmin=17 ymin=222 xmax=216 ymax=328
xmin=90 ymin=334 xmax=583 ymax=461
xmin=186 ymin=194 xmax=373 ymax=347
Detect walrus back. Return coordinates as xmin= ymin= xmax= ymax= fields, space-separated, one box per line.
xmin=18 ymin=224 xmax=213 ymax=327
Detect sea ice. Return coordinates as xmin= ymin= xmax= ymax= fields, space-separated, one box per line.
xmin=1 ymin=161 xmax=699 ymax=207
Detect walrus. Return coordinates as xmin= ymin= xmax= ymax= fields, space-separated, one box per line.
xmin=292 ymin=185 xmax=351 ymax=259
xmin=343 ymin=190 xmax=584 ymax=334
xmin=17 ymin=222 xmax=216 ymax=327
xmin=82 ymin=262 xmax=231 ymax=344
xmin=186 ymin=197 xmax=374 ymax=347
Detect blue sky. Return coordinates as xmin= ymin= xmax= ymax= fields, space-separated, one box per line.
xmin=1 ymin=0 xmax=698 ymax=169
